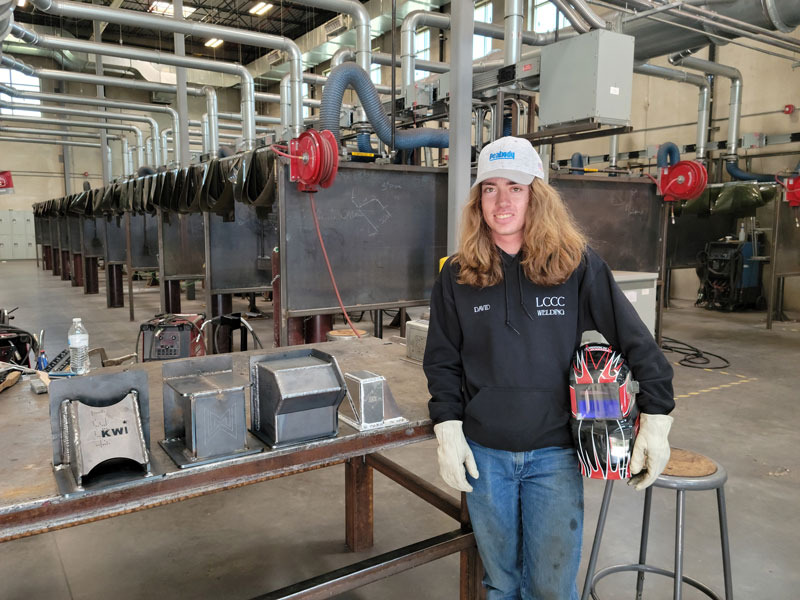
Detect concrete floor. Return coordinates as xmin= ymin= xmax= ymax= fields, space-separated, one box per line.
xmin=0 ymin=258 xmax=797 ymax=599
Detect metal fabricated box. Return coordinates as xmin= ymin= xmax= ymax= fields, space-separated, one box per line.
xmin=250 ymin=349 xmax=347 ymax=448
xmin=582 ymin=271 xmax=658 ymax=345
xmin=405 ymin=319 xmax=429 ymax=363
xmin=539 ymin=29 xmax=634 ymax=128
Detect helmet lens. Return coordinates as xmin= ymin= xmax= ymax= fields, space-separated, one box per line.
xmin=574 ymin=382 xmax=623 ymax=419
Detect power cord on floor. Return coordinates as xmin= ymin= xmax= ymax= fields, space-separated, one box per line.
xmin=661 ymin=336 xmax=730 ymax=369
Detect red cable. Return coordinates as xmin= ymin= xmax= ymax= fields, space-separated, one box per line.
xmin=309 ymin=195 xmax=362 ymax=338
xmin=269 ymin=145 xmax=303 ymax=160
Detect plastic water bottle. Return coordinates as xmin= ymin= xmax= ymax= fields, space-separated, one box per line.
xmin=738 ymin=222 xmax=746 ymax=242
xmin=68 ymin=318 xmax=90 ymax=375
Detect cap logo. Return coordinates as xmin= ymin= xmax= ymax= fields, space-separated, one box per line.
xmin=489 ymin=151 xmax=515 ymax=161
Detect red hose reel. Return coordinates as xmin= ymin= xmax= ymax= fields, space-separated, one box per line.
xmin=658 ymin=160 xmax=708 ymax=203
xmin=289 ymin=129 xmax=339 ymax=193
xmin=783 ymin=176 xmax=800 ymax=208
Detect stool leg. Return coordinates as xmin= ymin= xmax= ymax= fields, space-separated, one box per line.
xmin=635 ymin=486 xmax=654 ymax=599
xmin=580 ymin=480 xmax=615 ymax=600
xmin=717 ymin=487 xmax=734 ymax=599
xmin=674 ymin=490 xmax=686 ymax=600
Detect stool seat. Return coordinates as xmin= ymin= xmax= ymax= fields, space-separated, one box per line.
xmin=655 ymin=448 xmax=728 ymax=491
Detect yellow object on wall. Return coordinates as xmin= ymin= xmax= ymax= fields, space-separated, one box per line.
xmin=439 ymin=256 xmax=449 ymax=272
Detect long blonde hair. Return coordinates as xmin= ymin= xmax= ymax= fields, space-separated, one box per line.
xmin=453 ymin=178 xmax=587 ymax=288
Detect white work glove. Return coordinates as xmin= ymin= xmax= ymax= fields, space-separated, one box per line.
xmin=629 ymin=413 xmax=674 ymax=491
xmin=433 ymin=420 xmax=479 ymax=493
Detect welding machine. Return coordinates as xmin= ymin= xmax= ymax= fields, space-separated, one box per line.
xmin=139 ymin=314 xmax=205 ymax=362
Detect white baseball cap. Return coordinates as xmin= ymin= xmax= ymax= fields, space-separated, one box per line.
xmin=472 ymin=136 xmax=545 ymax=189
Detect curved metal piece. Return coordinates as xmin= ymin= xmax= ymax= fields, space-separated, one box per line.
xmin=203 ymin=86 xmax=219 ymax=156
xmin=567 ymin=0 xmax=607 ymax=30
xmin=762 ymin=0 xmax=792 ymax=32
xmin=552 ymin=0 xmax=591 ymax=33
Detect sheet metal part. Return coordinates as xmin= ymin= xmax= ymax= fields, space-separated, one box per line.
xmin=277 ymin=161 xmax=447 ymax=322
xmin=49 ymin=370 xmax=151 ymax=496
xmin=340 ymin=370 xmax=406 ymax=432
xmin=160 ymin=355 xmax=262 ymax=468
xmin=550 ymin=174 xmax=664 ymax=272
xmin=250 ymin=348 xmax=347 ymax=448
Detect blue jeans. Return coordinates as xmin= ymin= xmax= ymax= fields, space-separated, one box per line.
xmin=465 ymin=439 xmax=584 ymax=600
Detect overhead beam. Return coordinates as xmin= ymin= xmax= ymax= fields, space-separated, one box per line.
xmin=89 ymin=0 xmax=125 ymax=42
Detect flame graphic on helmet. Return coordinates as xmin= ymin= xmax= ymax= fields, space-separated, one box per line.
xmin=575 ymin=420 xmax=632 ymax=480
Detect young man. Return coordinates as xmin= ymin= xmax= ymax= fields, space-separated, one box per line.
xmin=423 ymin=137 xmax=675 ymax=599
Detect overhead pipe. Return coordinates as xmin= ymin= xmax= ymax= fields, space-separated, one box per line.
xmin=25 ymin=0 xmax=304 ymax=138
xmin=1 ymin=0 xmax=13 ymax=44
xmin=505 ymin=0 xmax=524 ymax=65
xmin=634 ymin=62 xmax=710 ymax=161
xmin=320 ymin=62 xmax=448 ymax=150
xmin=0 ymin=136 xmax=101 ymax=149
xmin=400 ymin=10 xmax=579 ymax=89
xmin=0 ymin=82 xmax=166 ymax=165
xmin=203 ymin=86 xmax=219 ymax=157
xmin=331 ymin=46 xmax=447 ymax=76
xmin=0 ymin=125 xmax=121 ymax=141
xmin=601 ymin=0 xmax=800 ymax=61
xmin=668 ymin=53 xmax=741 ymax=157
xmin=0 ymin=100 xmax=148 ymax=165
xmin=0 ymin=42 xmax=84 ymax=71
xmin=567 ymin=0 xmax=608 ymax=30
xmin=668 ymin=52 xmax=773 ymax=181
xmin=550 ymin=0 xmax=590 ymax=33
xmin=13 ymin=26 xmax=255 ymax=149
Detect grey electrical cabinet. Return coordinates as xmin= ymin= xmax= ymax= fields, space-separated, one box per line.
xmin=539 ymin=29 xmax=634 ymax=129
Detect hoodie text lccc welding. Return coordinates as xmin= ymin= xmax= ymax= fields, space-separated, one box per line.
xmin=423 ymin=247 xmax=674 ymax=453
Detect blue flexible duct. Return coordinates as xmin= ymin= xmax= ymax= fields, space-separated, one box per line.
xmin=503 ymin=116 xmax=512 ymax=137
xmin=656 ymin=142 xmax=680 ymax=168
xmin=321 ymin=63 xmax=448 ymax=150
xmin=570 ymin=152 xmax=584 ymax=175
xmin=357 ymin=132 xmax=375 ymax=153
xmin=725 ymin=160 xmax=776 ymax=182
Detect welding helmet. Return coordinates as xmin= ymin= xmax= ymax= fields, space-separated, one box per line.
xmin=569 ymin=343 xmax=640 ymax=480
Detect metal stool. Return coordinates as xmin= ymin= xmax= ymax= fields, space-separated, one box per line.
xmin=581 ymin=448 xmax=733 ymax=600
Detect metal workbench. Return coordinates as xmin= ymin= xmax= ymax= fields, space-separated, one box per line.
xmin=0 ymin=338 xmax=479 ymax=599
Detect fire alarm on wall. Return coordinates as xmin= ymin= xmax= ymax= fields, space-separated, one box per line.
xmin=783 ymin=104 xmax=795 ymax=115
xmin=83 ymin=171 xmax=89 ymax=177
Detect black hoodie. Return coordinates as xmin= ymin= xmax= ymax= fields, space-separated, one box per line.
xmin=423 ymin=247 xmax=674 ymax=453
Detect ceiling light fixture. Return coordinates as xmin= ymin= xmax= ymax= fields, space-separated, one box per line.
xmin=248 ymin=2 xmax=273 ymax=16
xmin=148 ymin=1 xmax=196 ymax=17
xmin=204 ymin=38 xmax=224 ymax=48
xmin=16 ymin=0 xmax=27 ymax=7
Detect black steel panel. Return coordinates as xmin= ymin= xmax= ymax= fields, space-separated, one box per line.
xmin=58 ymin=218 xmax=69 ymax=248
xmin=48 ymin=218 xmax=58 ymax=251
xmin=129 ymin=213 xmax=159 ymax=270
xmin=81 ymin=218 xmax=105 ymax=258
xmin=208 ymin=201 xmax=276 ymax=293
xmin=282 ymin=162 xmax=448 ymax=313
xmin=666 ymin=213 xmax=736 ymax=269
xmin=162 ymin=212 xmax=205 ymax=278
xmin=104 ymin=216 xmax=127 ymax=264
xmin=68 ymin=216 xmax=82 ymax=253
xmin=551 ymin=174 xmax=663 ymax=272
xmin=37 ymin=216 xmax=49 ymax=245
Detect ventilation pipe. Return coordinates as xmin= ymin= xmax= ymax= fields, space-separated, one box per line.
xmin=634 ymin=62 xmax=710 ymax=161
xmin=0 ymin=0 xmax=13 ymax=45
xmin=505 ymin=0 xmax=524 ymax=65
xmin=12 ymin=24 xmax=257 ymax=152
xmin=25 ymin=0 xmax=304 ymax=137
xmin=0 ymin=82 xmax=166 ymax=165
xmin=550 ymin=0 xmax=590 ymax=33
xmin=0 ymin=136 xmax=100 ymax=150
xmin=320 ymin=62 xmax=448 ymax=150
xmin=668 ymin=52 xmax=771 ymax=180
xmin=656 ymin=142 xmax=681 ymax=168
xmin=0 ymin=100 xmax=149 ymax=165
xmin=0 ymin=113 xmax=142 ymax=168
xmin=0 ymin=125 xmax=120 ymax=142
xmin=567 ymin=0 xmax=607 ymax=30
xmin=400 ymin=11 xmax=579 ymax=90
xmin=203 ymin=86 xmax=219 ymax=157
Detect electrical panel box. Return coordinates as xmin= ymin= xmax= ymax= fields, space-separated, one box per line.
xmin=539 ymin=29 xmax=634 ymax=128
xmin=582 ymin=271 xmax=657 ymax=345
xmin=742 ymin=132 xmax=766 ymax=149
